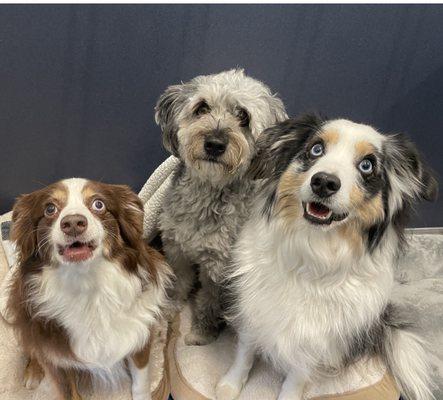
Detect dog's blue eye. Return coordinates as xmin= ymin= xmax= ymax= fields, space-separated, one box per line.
xmin=359 ymin=159 xmax=373 ymax=174
xmin=310 ymin=143 xmax=324 ymax=157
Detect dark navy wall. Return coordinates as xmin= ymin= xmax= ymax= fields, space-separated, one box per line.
xmin=0 ymin=5 xmax=442 ymax=226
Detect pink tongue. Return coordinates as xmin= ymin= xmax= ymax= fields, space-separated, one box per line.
xmin=63 ymin=245 xmax=92 ymax=262
xmin=310 ymin=203 xmax=330 ymax=217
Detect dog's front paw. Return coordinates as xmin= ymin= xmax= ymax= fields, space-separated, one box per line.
xmin=23 ymin=358 xmax=44 ymax=390
xmin=215 ymin=379 xmax=242 ymax=400
xmin=184 ymin=331 xmax=215 ymax=346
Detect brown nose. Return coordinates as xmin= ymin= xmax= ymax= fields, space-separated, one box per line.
xmin=60 ymin=214 xmax=88 ymax=236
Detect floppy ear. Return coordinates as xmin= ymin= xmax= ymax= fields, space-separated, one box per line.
xmin=111 ymin=185 xmax=145 ymax=249
xmin=11 ymin=192 xmax=41 ymax=263
xmin=385 ymin=134 xmax=438 ymax=203
xmin=249 ymin=114 xmax=324 ymax=180
xmin=155 ymin=84 xmax=190 ymax=157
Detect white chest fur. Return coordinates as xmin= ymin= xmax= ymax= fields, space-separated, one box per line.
xmin=232 ymin=216 xmax=394 ymax=372
xmin=30 ymin=257 xmax=161 ymax=369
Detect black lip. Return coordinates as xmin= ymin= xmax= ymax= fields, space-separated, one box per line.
xmin=302 ymin=202 xmax=348 ymax=225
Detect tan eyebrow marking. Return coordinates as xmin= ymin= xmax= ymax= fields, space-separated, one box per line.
xmin=355 ymin=141 xmax=376 ymax=159
xmin=81 ymin=183 xmax=97 ymax=204
xmin=319 ymin=129 xmax=339 ymax=146
xmin=50 ymin=182 xmax=68 ymax=207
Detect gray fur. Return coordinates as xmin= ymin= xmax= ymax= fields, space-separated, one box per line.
xmin=156 ymin=69 xmax=287 ymax=344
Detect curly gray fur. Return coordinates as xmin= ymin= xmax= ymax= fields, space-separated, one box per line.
xmin=156 ymin=69 xmax=287 ymax=344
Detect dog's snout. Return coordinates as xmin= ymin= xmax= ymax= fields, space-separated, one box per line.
xmin=60 ymin=214 xmax=88 ymax=236
xmin=310 ymin=172 xmax=341 ymax=198
xmin=204 ymin=134 xmax=228 ymax=157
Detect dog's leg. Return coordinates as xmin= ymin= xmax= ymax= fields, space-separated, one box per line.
xmin=23 ymin=356 xmax=45 ymax=390
xmin=216 ymin=334 xmax=255 ymax=400
xmin=66 ymin=370 xmax=82 ymax=400
xmin=163 ymin=238 xmax=195 ymax=305
xmin=277 ymin=368 xmax=306 ymax=400
xmin=185 ymin=266 xmax=222 ymax=345
xmin=128 ymin=339 xmax=152 ymax=400
xmin=40 ymin=361 xmax=71 ymax=400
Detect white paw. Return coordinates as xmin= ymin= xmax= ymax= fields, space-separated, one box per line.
xmin=132 ymin=390 xmax=151 ymax=400
xmin=215 ymin=380 xmax=242 ymax=400
xmin=184 ymin=331 xmax=213 ymax=346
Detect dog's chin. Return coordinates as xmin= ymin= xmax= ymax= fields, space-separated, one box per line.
xmin=302 ymin=201 xmax=348 ymax=227
xmin=56 ymin=240 xmax=98 ymax=264
xmin=188 ymin=157 xmax=245 ymax=183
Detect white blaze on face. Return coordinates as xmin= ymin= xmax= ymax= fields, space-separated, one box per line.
xmin=299 ymin=119 xmax=385 ymax=215
xmin=51 ymin=178 xmax=105 ymax=264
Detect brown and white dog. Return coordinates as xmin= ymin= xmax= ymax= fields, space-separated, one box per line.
xmin=7 ymin=178 xmax=171 ymax=400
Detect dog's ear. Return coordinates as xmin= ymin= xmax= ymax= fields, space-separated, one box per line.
xmin=268 ymin=95 xmax=288 ymax=125
xmin=111 ymin=185 xmax=145 ymax=249
xmin=11 ymin=192 xmax=42 ymax=263
xmin=249 ymin=114 xmax=324 ymax=180
xmin=384 ymin=134 xmax=438 ymax=203
xmin=155 ymin=84 xmax=189 ymax=157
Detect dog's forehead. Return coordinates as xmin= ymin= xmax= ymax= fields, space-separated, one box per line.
xmin=321 ymin=119 xmax=385 ymax=154
xmin=59 ymin=178 xmax=90 ymax=208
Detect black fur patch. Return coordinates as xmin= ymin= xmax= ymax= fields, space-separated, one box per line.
xmin=342 ymin=303 xmax=413 ymax=369
xmin=155 ymin=83 xmax=196 ymax=157
xmin=249 ymin=114 xmax=325 ymax=218
xmin=250 ymin=114 xmax=325 ymax=181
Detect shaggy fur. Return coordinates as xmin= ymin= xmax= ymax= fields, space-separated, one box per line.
xmin=156 ymin=69 xmax=287 ymax=345
xmin=216 ymin=115 xmax=438 ymax=400
xmin=7 ymin=178 xmax=172 ymax=400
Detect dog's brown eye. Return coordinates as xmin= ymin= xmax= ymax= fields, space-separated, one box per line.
xmin=237 ymin=108 xmax=250 ymax=127
xmin=92 ymin=199 xmax=106 ymax=212
xmin=194 ymin=101 xmax=210 ymax=116
xmin=44 ymin=203 xmax=57 ymax=217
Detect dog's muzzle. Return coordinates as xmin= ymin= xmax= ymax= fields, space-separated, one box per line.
xmin=204 ymin=131 xmax=229 ymax=158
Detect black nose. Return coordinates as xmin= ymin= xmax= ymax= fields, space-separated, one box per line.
xmin=60 ymin=214 xmax=88 ymax=236
xmin=204 ymin=135 xmax=227 ymax=157
xmin=310 ymin=172 xmax=341 ymax=198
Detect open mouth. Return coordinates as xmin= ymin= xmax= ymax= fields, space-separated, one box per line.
xmin=303 ymin=202 xmax=348 ymax=225
xmin=58 ymin=240 xmax=97 ymax=263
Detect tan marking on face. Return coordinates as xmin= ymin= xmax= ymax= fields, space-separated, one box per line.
xmin=350 ymin=186 xmax=384 ymax=227
xmin=275 ymin=167 xmax=306 ymax=223
xmin=49 ymin=182 xmax=68 ymax=209
xmin=319 ymin=129 xmax=339 ymax=146
xmin=179 ymin=112 xmax=251 ymax=174
xmin=81 ymin=183 xmax=97 ymax=205
xmin=355 ymin=141 xmax=376 ymax=159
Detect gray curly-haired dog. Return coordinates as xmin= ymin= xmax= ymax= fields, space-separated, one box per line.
xmin=155 ymin=69 xmax=287 ymax=345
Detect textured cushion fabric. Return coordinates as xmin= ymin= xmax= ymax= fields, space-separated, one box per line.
xmin=0 ymin=211 xmax=170 ymax=400
xmin=169 ymin=232 xmax=443 ymax=400
xmin=168 ymin=306 xmax=399 ymax=400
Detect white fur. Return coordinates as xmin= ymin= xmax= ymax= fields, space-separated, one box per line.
xmin=25 ymin=178 xmax=169 ymax=396
xmin=217 ymin=119 xmax=434 ymax=400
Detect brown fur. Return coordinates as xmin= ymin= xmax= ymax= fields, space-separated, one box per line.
xmin=350 ymin=186 xmax=384 ymax=227
xmin=275 ymin=169 xmax=306 ymax=224
xmin=355 ymin=140 xmax=376 ymax=159
xmin=131 ymin=336 xmax=152 ymax=369
xmin=179 ymin=113 xmax=251 ymax=174
xmin=319 ymin=129 xmax=339 ymax=146
xmin=7 ymin=179 xmax=169 ymax=398
xmin=11 ymin=182 xmax=67 ymax=265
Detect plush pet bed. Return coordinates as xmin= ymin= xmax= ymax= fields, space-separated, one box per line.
xmin=168 ymin=232 xmax=443 ymax=400
xmin=0 ymin=157 xmax=441 ymax=400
